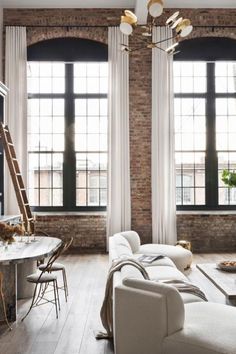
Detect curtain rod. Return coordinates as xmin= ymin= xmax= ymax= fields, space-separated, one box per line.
xmin=4 ymin=24 xmax=236 ymax=29
xmin=4 ymin=24 xmax=115 ymax=28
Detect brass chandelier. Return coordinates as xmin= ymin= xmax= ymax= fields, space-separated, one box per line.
xmin=119 ymin=0 xmax=193 ymax=54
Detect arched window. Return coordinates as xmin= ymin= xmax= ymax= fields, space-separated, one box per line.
xmin=27 ymin=38 xmax=108 ymax=211
xmin=174 ymin=37 xmax=236 ymax=209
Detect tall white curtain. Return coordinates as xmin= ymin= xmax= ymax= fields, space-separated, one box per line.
xmin=107 ymin=27 xmax=131 ymax=243
xmin=152 ymin=26 xmax=177 ymax=245
xmin=5 ymin=26 xmax=27 ymax=214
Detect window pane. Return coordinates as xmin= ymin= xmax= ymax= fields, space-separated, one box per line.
xmin=75 ymin=134 xmax=87 ymax=151
xmin=230 ymin=188 xmax=236 ymax=204
xmin=53 ymin=171 xmax=63 ymax=188
xmin=183 ymin=188 xmax=194 ymax=205
xmin=88 ymin=153 xmax=99 ymax=170
xmin=195 ymin=188 xmax=205 ymax=205
xmin=53 ymin=116 xmax=64 ymax=134
xmin=75 ymin=116 xmax=87 ymax=134
xmin=88 ymin=189 xmax=99 ymax=206
xmin=100 ymin=189 xmax=107 ymax=206
xmin=215 ymin=62 xmax=236 ymax=93
xmin=100 ymin=173 xmax=107 ymax=188
xmin=40 ymin=189 xmax=51 ymax=206
xmin=173 ymin=62 xmax=206 ymax=94
xmin=182 ymin=170 xmax=194 ymax=187
xmin=40 ymin=170 xmax=51 ymax=188
xmin=76 ymin=153 xmax=87 ymax=170
xmin=28 ymin=61 xmax=107 ymax=209
xmin=29 ymin=188 xmax=39 ymax=206
xmin=77 ymin=171 xmax=86 ymax=188
xmin=88 ymin=174 xmax=99 ymax=188
xmin=52 ymin=78 xmax=65 ymax=93
xmin=219 ymin=188 xmax=229 ymax=205
xmin=75 ymin=99 xmax=87 ymax=116
xmin=195 ymin=170 xmax=205 ymax=187
xmin=53 ymin=189 xmax=63 ymax=206
xmin=88 ymin=116 xmax=99 ymax=133
xmin=76 ymin=189 xmax=87 ymax=206
xmin=28 ymin=116 xmax=40 ymax=134
xmin=52 ymin=63 xmax=65 ymax=77
xmin=88 ymin=100 xmax=99 ymax=115
xmin=28 ymin=99 xmax=40 ymax=116
xmin=87 ymin=134 xmax=99 ymax=151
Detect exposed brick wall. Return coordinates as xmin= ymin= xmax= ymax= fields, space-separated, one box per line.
xmin=129 ymin=26 xmax=152 ymax=244
xmin=35 ymin=214 xmax=106 ymax=253
xmin=3 ymin=8 xmax=236 ymax=252
xmin=177 ymin=214 xmax=236 ymax=253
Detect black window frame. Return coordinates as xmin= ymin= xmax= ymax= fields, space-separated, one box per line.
xmin=175 ymin=37 xmax=236 ymax=210
xmin=27 ymin=38 xmax=108 ymax=212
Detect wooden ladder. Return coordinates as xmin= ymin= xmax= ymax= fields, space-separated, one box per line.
xmin=0 ymin=122 xmax=34 ymax=233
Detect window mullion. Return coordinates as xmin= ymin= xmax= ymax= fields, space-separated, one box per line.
xmin=205 ymin=62 xmax=218 ymax=207
xmin=63 ymin=63 xmax=76 ymax=209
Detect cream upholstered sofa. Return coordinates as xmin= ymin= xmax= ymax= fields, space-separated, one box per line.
xmin=110 ymin=230 xmax=193 ymax=272
xmin=110 ymin=231 xmax=236 ymax=354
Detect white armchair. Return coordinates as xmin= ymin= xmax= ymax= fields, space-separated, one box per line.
xmin=114 ymin=278 xmax=236 ymax=354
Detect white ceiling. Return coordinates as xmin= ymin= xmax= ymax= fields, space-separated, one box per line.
xmin=1 ymin=0 xmax=236 ymax=8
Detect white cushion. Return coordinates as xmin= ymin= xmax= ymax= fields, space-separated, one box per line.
xmin=146 ymin=265 xmax=187 ymax=282
xmin=27 ymin=273 xmax=57 ymax=283
xmin=118 ymin=231 xmax=141 ymax=253
xmin=139 ymin=244 xmax=192 ymax=271
xmin=163 ymin=302 xmax=236 ymax=354
xmin=111 ymin=234 xmax=133 ymax=258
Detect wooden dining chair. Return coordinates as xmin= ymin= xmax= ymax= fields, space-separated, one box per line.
xmin=38 ymin=237 xmax=73 ymax=301
xmin=21 ymin=242 xmax=64 ymax=321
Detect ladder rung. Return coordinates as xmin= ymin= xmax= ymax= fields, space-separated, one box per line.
xmin=16 ymin=173 xmax=21 ymax=176
xmin=24 ymin=203 xmax=29 ymax=206
xmin=8 ymin=143 xmax=14 ymax=146
xmin=20 ymin=188 xmax=26 ymax=191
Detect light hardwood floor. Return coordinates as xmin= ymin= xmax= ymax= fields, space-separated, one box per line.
xmin=0 ymin=252 xmax=236 ymax=354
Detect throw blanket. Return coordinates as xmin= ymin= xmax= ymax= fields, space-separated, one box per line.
xmin=96 ymin=258 xmax=150 ymax=339
xmin=161 ymin=279 xmax=208 ymax=302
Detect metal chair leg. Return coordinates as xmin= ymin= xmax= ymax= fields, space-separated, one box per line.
xmin=55 ymin=279 xmax=61 ymax=311
xmin=62 ymin=269 xmax=68 ymax=301
xmin=53 ymin=280 xmax=59 ymax=319
xmin=63 ymin=268 xmax=69 ymax=297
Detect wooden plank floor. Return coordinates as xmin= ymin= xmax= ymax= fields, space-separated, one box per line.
xmin=0 ymin=252 xmax=236 ymax=354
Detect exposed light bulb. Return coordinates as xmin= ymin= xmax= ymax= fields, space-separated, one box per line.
xmin=148 ymin=0 xmax=163 ymax=18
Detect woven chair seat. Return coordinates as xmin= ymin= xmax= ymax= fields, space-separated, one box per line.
xmin=39 ymin=262 xmax=65 ymax=272
xmin=27 ymin=273 xmax=57 ymax=283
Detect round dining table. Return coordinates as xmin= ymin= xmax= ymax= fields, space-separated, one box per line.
xmin=0 ymin=236 xmax=62 ymax=322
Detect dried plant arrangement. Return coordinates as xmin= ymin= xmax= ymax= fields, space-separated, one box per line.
xmin=0 ymin=222 xmax=24 ymax=243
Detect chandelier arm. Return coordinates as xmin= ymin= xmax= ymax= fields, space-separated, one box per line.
xmin=153 ymin=34 xmax=178 ymax=46
xmin=153 ymin=45 xmax=167 ymax=53
xmin=129 ymin=45 xmax=151 ymax=53
xmin=134 ymin=35 xmax=152 ymax=45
